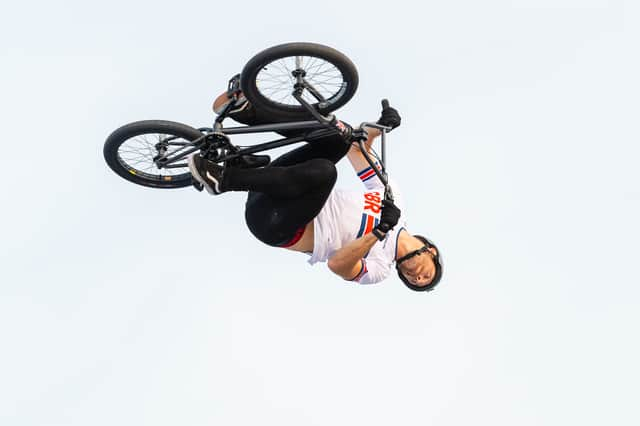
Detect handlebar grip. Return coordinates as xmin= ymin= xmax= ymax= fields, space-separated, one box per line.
xmin=381 ymin=99 xmax=390 ymax=109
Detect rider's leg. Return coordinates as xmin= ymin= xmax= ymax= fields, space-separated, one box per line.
xmin=242 ymin=159 xmax=337 ymax=246
xmin=213 ymin=89 xmax=351 ymax=246
xmin=221 ymin=122 xmax=349 ymax=195
xmin=234 ymin=135 xmax=350 ymax=246
xmin=189 ymin=155 xmax=337 ymax=246
xmin=223 ymin=157 xmax=337 ymax=198
xmin=225 ymin=96 xmax=291 ymax=130
xmin=223 ymin=90 xmax=328 ymax=139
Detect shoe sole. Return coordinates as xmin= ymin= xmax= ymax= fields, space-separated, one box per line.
xmin=187 ymin=155 xmax=218 ymax=195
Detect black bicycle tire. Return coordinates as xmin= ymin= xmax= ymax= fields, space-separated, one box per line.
xmin=103 ymin=120 xmax=203 ymax=189
xmin=240 ymin=42 xmax=358 ymax=121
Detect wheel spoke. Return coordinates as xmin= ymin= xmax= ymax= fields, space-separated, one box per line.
xmin=117 ymin=132 xmax=191 ymax=177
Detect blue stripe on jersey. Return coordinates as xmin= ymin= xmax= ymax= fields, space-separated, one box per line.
xmin=357 ymin=163 xmax=380 ymax=177
xmin=357 ymin=167 xmax=370 ymax=177
xmin=357 ymin=213 xmax=367 ymax=238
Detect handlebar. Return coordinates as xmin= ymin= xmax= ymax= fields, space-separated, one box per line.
xmin=356 ymin=99 xmax=395 ymax=202
xmin=291 ymin=90 xmax=395 ymax=201
xmin=359 ymin=122 xmax=391 ymax=131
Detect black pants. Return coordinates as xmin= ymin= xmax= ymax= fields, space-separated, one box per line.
xmin=228 ymin=105 xmax=350 ymax=246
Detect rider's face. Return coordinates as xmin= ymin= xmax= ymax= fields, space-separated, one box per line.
xmin=399 ymin=247 xmax=438 ymax=287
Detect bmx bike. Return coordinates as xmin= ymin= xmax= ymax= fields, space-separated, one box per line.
xmin=103 ymin=42 xmax=393 ymax=198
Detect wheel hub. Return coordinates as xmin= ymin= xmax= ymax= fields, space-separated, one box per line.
xmin=291 ymin=69 xmax=306 ymax=78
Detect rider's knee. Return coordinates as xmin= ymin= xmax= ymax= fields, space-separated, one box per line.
xmin=244 ymin=204 xmax=292 ymax=247
xmin=306 ymin=158 xmax=337 ymax=187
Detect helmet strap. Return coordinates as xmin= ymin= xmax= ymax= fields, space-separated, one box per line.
xmin=395 ymin=245 xmax=430 ymax=267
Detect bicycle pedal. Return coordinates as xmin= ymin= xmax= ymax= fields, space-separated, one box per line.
xmin=192 ymin=179 xmax=204 ymax=192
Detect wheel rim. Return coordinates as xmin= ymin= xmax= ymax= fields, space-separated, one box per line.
xmin=255 ymin=55 xmax=348 ymax=108
xmin=116 ymin=133 xmax=191 ymax=182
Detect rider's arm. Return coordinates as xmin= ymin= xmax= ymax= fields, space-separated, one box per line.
xmin=347 ymin=101 xmax=400 ymax=173
xmin=346 ymin=127 xmax=381 ymax=174
xmin=327 ymin=232 xmax=381 ymax=280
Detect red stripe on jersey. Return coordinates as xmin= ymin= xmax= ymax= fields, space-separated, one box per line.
xmin=359 ymin=169 xmax=376 ymax=181
xmin=349 ymin=259 xmax=368 ymax=282
xmin=364 ymin=215 xmax=375 ymax=235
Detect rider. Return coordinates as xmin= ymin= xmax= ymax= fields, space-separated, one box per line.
xmin=189 ymin=76 xmax=443 ymax=290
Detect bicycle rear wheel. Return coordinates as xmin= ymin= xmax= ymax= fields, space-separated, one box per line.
xmin=240 ymin=42 xmax=358 ymax=121
xmin=103 ymin=120 xmax=203 ymax=189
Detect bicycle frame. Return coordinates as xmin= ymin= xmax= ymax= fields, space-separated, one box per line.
xmin=156 ymin=79 xmax=394 ymax=200
xmin=209 ymin=121 xmax=338 ymax=159
xmin=157 ymin=120 xmax=343 ymax=169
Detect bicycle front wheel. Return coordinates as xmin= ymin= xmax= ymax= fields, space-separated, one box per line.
xmin=103 ymin=120 xmax=203 ymax=189
xmin=240 ymin=42 xmax=358 ymax=121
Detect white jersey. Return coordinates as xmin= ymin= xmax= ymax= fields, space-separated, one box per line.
xmin=308 ymin=162 xmax=406 ymax=284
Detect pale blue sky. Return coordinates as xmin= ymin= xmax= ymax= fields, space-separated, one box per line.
xmin=1 ymin=1 xmax=639 ymax=425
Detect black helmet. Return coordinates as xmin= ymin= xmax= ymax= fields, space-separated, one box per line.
xmin=395 ymin=235 xmax=443 ymax=292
